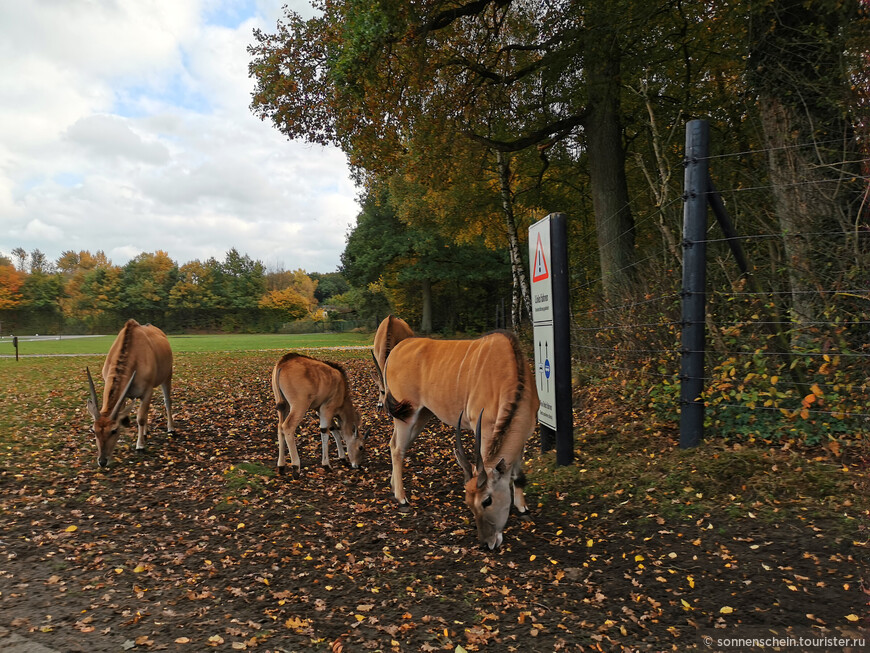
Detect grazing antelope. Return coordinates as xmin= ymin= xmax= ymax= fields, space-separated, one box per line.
xmin=384 ymin=331 xmax=539 ymax=550
xmin=86 ymin=319 xmax=175 ymax=467
xmin=370 ymin=315 xmax=414 ymax=411
xmin=271 ymin=353 xmax=364 ymax=474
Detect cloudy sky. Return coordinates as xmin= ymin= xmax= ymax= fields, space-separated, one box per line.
xmin=0 ymin=0 xmax=358 ymax=274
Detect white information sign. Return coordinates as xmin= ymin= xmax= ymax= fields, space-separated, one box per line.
xmin=529 ymin=218 xmax=553 ymax=325
xmin=529 ymin=216 xmax=557 ymax=429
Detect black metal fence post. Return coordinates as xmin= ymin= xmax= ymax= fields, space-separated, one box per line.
xmin=550 ymin=213 xmax=574 ymax=465
xmin=680 ymin=120 xmax=709 ymax=448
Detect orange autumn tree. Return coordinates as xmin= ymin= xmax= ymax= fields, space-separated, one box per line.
xmin=0 ymin=263 xmax=24 ymax=309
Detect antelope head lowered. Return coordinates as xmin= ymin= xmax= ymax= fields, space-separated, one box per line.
xmin=370 ymin=315 xmax=414 ymax=411
xmin=271 ymin=352 xmax=365 ymax=474
xmin=87 ymin=367 xmax=136 ymax=467
xmin=384 ymin=331 xmax=539 ymax=550
xmin=85 ymin=319 xmax=175 ymax=467
xmin=454 ymin=411 xmax=519 ymax=551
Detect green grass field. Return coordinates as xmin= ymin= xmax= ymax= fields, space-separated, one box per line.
xmin=0 ymin=332 xmax=373 ymax=356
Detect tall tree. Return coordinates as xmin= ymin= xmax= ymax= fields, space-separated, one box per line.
xmin=29 ymin=249 xmax=53 ymax=274
xmin=258 ymin=287 xmax=310 ymax=321
xmin=121 ymin=251 xmax=179 ymax=319
xmin=220 ymin=248 xmax=266 ymax=309
xmin=0 ymin=263 xmax=24 ymax=310
xmin=57 ymin=250 xmax=114 ymax=320
xmin=248 ymin=0 xmax=641 ymax=302
xmin=265 ymin=268 xmax=318 ymax=311
xmin=11 ymin=247 xmax=27 ymax=273
xmin=169 ymin=260 xmax=222 ymax=310
xmin=310 ymin=272 xmax=349 ymax=304
xmin=747 ymin=0 xmax=865 ymax=330
xmin=342 ymin=187 xmax=510 ymax=332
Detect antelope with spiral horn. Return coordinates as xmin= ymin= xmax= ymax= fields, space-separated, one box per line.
xmin=86 ymin=320 xmax=175 ymax=467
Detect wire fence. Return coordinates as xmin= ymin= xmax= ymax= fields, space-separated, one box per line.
xmin=569 ymin=126 xmax=870 ymax=446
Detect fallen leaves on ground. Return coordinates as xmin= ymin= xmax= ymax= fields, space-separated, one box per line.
xmin=0 ymin=351 xmax=866 ymax=652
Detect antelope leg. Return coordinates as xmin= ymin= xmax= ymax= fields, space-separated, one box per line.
xmin=136 ymin=388 xmax=154 ymax=450
xmin=389 ymin=421 xmax=410 ymax=505
xmin=161 ymin=380 xmax=175 ymax=433
xmin=278 ymin=408 xmax=304 ymax=472
xmin=512 ymin=463 xmax=530 ymax=516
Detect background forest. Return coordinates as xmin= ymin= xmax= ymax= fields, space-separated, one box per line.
xmin=247 ymin=0 xmax=869 ymax=446
xmin=0 ymin=247 xmax=353 ymax=335
xmin=3 ymin=0 xmax=867 ymax=446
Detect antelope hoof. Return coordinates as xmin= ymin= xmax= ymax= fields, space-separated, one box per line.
xmin=397 ymin=500 xmax=411 ymax=514
xmin=321 ymin=464 xmax=333 ymax=473
xmin=135 ymin=447 xmax=146 ymax=454
xmin=277 ymin=465 xmax=287 ymax=476
xmin=97 ymin=458 xmax=108 ymax=468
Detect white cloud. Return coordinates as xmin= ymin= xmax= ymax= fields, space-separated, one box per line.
xmin=66 ymin=115 xmax=171 ymax=165
xmin=0 ymin=0 xmax=358 ymax=273
xmin=22 ymin=218 xmax=64 ymax=241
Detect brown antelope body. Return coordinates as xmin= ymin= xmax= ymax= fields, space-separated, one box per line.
xmin=86 ymin=319 xmax=174 ymax=467
xmin=384 ymin=331 xmax=539 ymax=549
xmin=271 ymin=353 xmax=363 ymax=473
xmin=370 ymin=315 xmax=414 ymax=410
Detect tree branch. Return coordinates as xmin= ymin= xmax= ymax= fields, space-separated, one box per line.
xmin=416 ymin=0 xmax=512 ymax=35
xmin=465 ymin=114 xmax=586 ymax=152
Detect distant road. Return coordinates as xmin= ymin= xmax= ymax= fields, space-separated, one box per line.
xmin=0 ymin=335 xmax=104 ymax=341
xmin=1 ymin=332 xmax=373 ymax=357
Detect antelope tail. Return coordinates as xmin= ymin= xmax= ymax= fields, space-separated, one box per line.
xmin=385 ymin=391 xmax=414 ymax=421
xmin=274 ymin=366 xmax=289 ymax=413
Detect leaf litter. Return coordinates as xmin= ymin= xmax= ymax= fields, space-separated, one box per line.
xmin=0 ymin=351 xmax=866 ymax=652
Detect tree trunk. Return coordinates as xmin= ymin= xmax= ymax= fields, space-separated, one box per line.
xmin=496 ymin=150 xmax=532 ymax=328
xmin=584 ymin=17 xmax=636 ymax=300
xmin=420 ymin=278 xmax=432 ymax=333
xmin=758 ymin=97 xmax=827 ymax=331
xmin=749 ymin=0 xmax=861 ymax=341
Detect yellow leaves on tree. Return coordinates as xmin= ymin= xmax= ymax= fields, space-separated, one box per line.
xmin=0 ymin=263 xmax=24 ymax=309
xmin=258 ymin=287 xmax=310 ymax=320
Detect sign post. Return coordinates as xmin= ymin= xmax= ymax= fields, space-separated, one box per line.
xmin=529 ymin=213 xmax=573 ymax=465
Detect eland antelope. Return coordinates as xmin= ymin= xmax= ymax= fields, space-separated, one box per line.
xmin=86 ymin=319 xmax=175 ymax=467
xmin=384 ymin=331 xmax=539 ymax=549
xmin=370 ymin=315 xmax=414 ymax=411
xmin=271 ymin=353 xmax=364 ymax=474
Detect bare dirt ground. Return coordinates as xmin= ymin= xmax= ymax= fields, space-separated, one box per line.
xmin=0 ymin=352 xmax=867 ymax=652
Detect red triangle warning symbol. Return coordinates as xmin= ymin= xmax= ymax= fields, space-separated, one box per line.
xmin=532 ymin=233 xmax=549 ymax=282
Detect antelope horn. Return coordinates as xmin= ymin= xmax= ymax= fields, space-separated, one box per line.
xmin=370 ymin=349 xmax=383 ymax=384
xmin=109 ymin=370 xmax=136 ymax=420
xmin=454 ymin=411 xmax=473 ymax=482
xmin=474 ymin=410 xmax=484 ymax=469
xmin=475 ymin=410 xmax=487 ymax=489
xmin=86 ymin=367 xmax=98 ymax=406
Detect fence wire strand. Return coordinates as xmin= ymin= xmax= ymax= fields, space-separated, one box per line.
xmin=572 ymin=132 xmax=869 ymax=442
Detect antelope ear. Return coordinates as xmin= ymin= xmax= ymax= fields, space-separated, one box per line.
xmin=86 ymin=398 xmax=99 ymax=420
xmin=494 ymin=458 xmax=507 ymax=475
xmin=117 ymin=402 xmax=134 ymax=421
xmin=476 ymin=467 xmax=488 ymax=489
